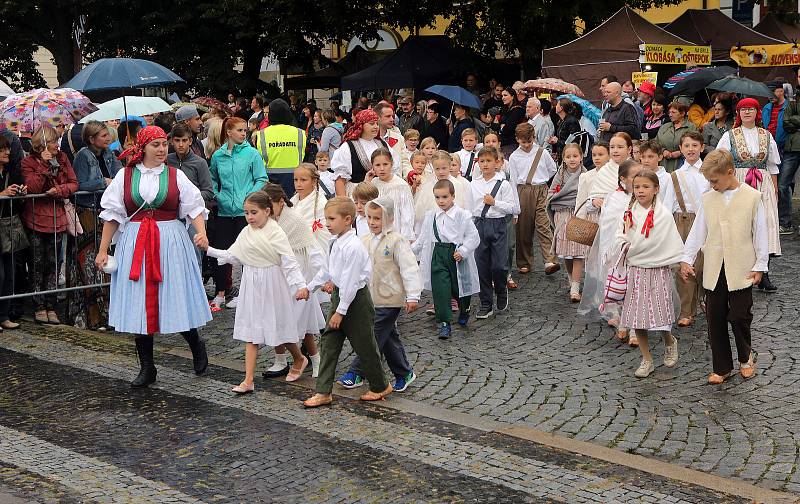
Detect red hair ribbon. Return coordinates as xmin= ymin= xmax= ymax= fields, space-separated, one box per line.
xmin=640 ymin=208 xmax=655 ymax=238
xmin=553 ymin=184 xmax=562 ymax=193
xmin=312 ymin=219 xmax=324 ymax=232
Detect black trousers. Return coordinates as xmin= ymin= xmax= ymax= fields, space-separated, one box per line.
xmin=474 ymin=216 xmax=508 ymax=309
xmin=705 ymin=265 xmax=753 ymax=376
xmin=209 ymin=216 xmax=247 ymax=293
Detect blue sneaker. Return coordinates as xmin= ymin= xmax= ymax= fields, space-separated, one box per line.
xmin=336 ymin=371 xmax=363 ymax=389
xmin=437 ymin=322 xmax=451 ymax=340
xmin=393 ymin=371 xmax=417 ymax=392
xmin=457 ymin=311 xmax=470 ymax=327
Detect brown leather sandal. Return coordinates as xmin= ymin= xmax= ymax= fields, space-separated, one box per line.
xmin=360 ymin=384 xmax=393 ymax=401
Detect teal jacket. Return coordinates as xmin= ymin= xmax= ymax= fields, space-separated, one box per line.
xmin=210 ymin=142 xmax=268 ymax=217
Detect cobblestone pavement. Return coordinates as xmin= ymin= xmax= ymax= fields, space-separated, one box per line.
xmin=0 ymin=332 xmax=752 ymax=503
xmin=152 ymin=232 xmax=800 ymax=495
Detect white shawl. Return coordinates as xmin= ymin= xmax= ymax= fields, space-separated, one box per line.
xmin=588 ymin=159 xmax=621 ymax=200
xmin=615 ymin=200 xmax=683 ymax=269
xmin=229 ymin=219 xmax=295 ymax=268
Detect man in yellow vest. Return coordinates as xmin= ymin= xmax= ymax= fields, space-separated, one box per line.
xmin=253 ymin=98 xmax=306 ymax=197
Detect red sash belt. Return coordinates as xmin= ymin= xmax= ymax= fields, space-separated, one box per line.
xmin=129 ymin=216 xmax=162 ymax=334
xmin=745 ymin=167 xmax=763 ymax=189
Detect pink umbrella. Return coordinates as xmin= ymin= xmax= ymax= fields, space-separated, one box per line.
xmin=0 ymin=88 xmax=97 ymax=132
xmin=523 ymin=78 xmax=584 ymax=98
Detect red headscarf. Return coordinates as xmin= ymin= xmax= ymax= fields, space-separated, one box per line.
xmin=343 ymin=109 xmax=379 ymax=142
xmin=734 ymin=98 xmax=761 ymax=128
xmin=118 ymin=126 xmax=168 ymax=167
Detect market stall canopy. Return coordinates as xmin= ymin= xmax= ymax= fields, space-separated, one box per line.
xmin=542 ymin=7 xmax=693 ymax=102
xmin=754 ymin=13 xmax=800 ymax=42
xmin=341 ymin=36 xmax=467 ymax=91
xmin=285 ymin=46 xmax=389 ymax=90
xmin=664 ymin=9 xmax=785 ymax=63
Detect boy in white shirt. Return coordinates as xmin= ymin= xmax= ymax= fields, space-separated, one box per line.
xmin=471 ymin=146 xmax=516 ymax=319
xmin=456 ymin=128 xmax=482 ymax=181
xmin=337 ymin=197 xmax=421 ymax=391
xmin=352 ymin=181 xmax=378 ymax=237
xmin=315 ymin=151 xmax=335 ymax=199
xmin=412 ymin=180 xmax=480 ymax=339
xmin=304 ymin=197 xmax=393 ymax=408
xmin=403 ymin=128 xmax=420 ymax=159
xmin=680 ymin=150 xmax=767 ymax=384
xmin=508 ymin=123 xmax=559 ymax=275
xmin=671 ymin=131 xmax=709 ymax=327
xmin=637 ymin=140 xmax=676 ymax=211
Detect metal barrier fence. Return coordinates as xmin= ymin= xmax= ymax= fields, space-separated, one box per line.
xmin=0 ymin=189 xmax=108 ymax=305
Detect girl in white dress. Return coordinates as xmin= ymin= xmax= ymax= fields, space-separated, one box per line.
xmin=202 ymin=191 xmax=310 ymax=393
xmin=291 ymin=163 xmax=332 ymax=258
xmin=262 ymin=183 xmax=326 ymax=378
xmin=366 ymin=148 xmax=416 ymax=240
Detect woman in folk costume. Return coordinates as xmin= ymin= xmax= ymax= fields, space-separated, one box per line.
xmin=716 ymin=97 xmax=781 ymax=291
xmin=615 ymin=170 xmax=684 ymax=378
xmin=331 ymin=109 xmax=397 ymax=198
xmin=262 ymin=183 xmax=325 ymax=379
xmin=546 ymin=143 xmax=587 ymax=302
xmin=95 ymin=126 xmax=212 ymax=388
xmin=204 ymin=191 xmax=310 ymax=393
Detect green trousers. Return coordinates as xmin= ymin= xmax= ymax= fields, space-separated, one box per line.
xmin=431 ymin=242 xmax=471 ymax=324
xmin=316 ymin=286 xmax=388 ymax=394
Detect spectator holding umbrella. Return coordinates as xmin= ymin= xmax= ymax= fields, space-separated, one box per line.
xmin=657 ymin=100 xmax=697 ymax=172
xmin=548 ymin=98 xmax=581 ymax=159
xmin=703 ymin=96 xmax=734 ymax=151
xmin=22 ymin=125 xmax=78 ymax=325
xmin=494 ymin=88 xmax=525 ymax=157
xmin=449 ymin=104 xmax=475 ymax=153
xmin=425 ymin=102 xmax=449 ymax=149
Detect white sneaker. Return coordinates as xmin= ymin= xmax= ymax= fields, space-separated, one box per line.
xmin=58 ymin=266 xmax=66 ymax=286
xmin=226 ymin=296 xmax=238 ymax=309
xmin=635 ymin=359 xmax=654 ymax=378
xmin=664 ymin=339 xmax=679 ymax=368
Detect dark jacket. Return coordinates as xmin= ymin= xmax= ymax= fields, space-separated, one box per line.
xmin=72 ymin=146 xmax=123 ymax=208
xmin=167 ymin=150 xmax=214 ymax=203
xmin=0 ymin=130 xmax=23 ymax=172
xmin=497 ymin=105 xmax=525 ymax=146
xmin=426 ymin=115 xmax=449 ymax=149
xmin=598 ymin=100 xmax=641 ymax=142
xmin=783 ymin=97 xmax=800 ymax=152
xmin=399 ymin=112 xmax=423 ymax=135
xmin=554 ymin=115 xmax=581 ymax=155
xmin=21 ymin=151 xmax=78 ymax=233
xmin=449 ymin=117 xmax=475 ymax=153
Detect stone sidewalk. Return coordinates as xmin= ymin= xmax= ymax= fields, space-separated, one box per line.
xmin=159 ymin=232 xmax=800 ymax=494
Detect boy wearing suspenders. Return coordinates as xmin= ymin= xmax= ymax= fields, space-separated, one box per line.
xmin=470 ymin=146 xmax=517 ymax=319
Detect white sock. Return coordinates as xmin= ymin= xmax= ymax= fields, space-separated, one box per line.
xmin=267 ymin=352 xmax=288 ymax=372
xmin=570 ymin=281 xmax=581 ymax=294
xmin=212 ymin=295 xmax=224 ymax=306
xmin=310 ymin=353 xmax=321 ymax=378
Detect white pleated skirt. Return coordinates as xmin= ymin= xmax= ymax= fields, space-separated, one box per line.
xmin=233 ymin=264 xmax=301 ymax=347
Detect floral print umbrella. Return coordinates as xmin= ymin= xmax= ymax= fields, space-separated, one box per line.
xmin=523 ymin=78 xmax=585 ymax=98
xmin=192 ymin=97 xmax=233 ymax=117
xmin=0 ymin=88 xmax=97 ymax=132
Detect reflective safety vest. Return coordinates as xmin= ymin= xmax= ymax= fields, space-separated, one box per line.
xmin=254 ymin=125 xmax=307 ymax=174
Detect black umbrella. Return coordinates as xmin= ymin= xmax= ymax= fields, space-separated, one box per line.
xmin=707 ymin=75 xmax=773 ymax=99
xmin=664 ymin=66 xmax=737 ymax=96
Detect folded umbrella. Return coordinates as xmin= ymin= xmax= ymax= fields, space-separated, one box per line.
xmin=80 ymin=96 xmax=172 ymax=123
xmin=707 ymin=75 xmax=773 ymax=99
xmin=424 ymin=85 xmax=482 ymax=109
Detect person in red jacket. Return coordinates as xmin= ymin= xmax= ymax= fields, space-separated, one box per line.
xmin=21 ymin=125 xmax=78 ymax=324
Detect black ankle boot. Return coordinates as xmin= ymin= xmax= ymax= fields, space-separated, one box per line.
xmin=182 ymin=329 xmax=208 ymax=375
xmin=758 ymin=273 xmax=778 ymax=293
xmin=131 ymin=336 xmax=157 ymax=388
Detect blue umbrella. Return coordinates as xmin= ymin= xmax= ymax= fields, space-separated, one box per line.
xmin=557 ymin=93 xmax=601 ymax=129
xmin=425 ymin=85 xmax=482 ymax=109
xmin=60 ymin=58 xmax=185 ymax=93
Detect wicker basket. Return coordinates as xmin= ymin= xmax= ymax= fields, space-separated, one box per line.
xmin=565 ymin=200 xmax=598 ymax=246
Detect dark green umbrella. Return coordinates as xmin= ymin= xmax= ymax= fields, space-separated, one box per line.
xmin=706 ymin=75 xmax=773 ymax=99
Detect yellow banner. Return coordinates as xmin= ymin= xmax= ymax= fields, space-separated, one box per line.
xmin=730 ymin=44 xmax=800 ymax=67
xmin=632 ymin=72 xmax=658 ymax=87
xmin=638 ymin=44 xmax=711 ymax=66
